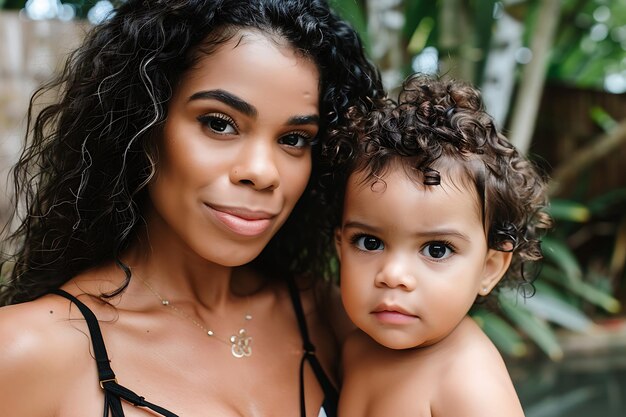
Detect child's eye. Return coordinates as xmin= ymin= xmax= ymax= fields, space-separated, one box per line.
xmin=351 ymin=234 xmax=384 ymax=252
xmin=197 ymin=113 xmax=238 ymax=134
xmin=420 ymin=242 xmax=454 ymax=260
xmin=278 ymin=132 xmax=315 ymax=149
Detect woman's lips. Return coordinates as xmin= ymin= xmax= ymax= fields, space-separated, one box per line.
xmin=206 ymin=204 xmax=275 ymax=237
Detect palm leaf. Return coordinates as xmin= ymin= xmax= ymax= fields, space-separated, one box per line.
xmin=499 ymin=295 xmax=563 ymax=361
xmin=472 ymin=310 xmax=528 ymax=357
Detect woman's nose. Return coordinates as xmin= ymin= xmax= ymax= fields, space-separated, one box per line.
xmin=374 ymin=255 xmax=417 ymax=291
xmin=230 ymin=138 xmax=280 ymax=191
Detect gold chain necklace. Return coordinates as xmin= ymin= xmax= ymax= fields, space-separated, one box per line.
xmin=138 ymin=277 xmax=253 ymax=358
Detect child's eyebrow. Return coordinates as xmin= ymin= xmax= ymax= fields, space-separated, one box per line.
xmin=343 ymin=221 xmax=381 ymax=233
xmin=344 ymin=221 xmax=471 ymax=243
xmin=413 ymin=230 xmax=471 ymax=242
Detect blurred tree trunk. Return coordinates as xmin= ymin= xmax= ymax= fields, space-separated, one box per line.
xmin=365 ymin=0 xmax=406 ymax=91
xmin=508 ymin=0 xmax=562 ymax=154
xmin=438 ymin=0 xmax=474 ymax=81
xmin=480 ymin=9 xmax=523 ymax=128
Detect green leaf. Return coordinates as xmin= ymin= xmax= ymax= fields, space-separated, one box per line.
xmin=587 ymin=188 xmax=626 ymax=216
xmin=407 ymin=17 xmax=435 ymax=54
xmin=502 ymin=289 xmax=593 ymax=332
xmin=589 ymin=106 xmax=618 ymax=132
xmin=541 ymin=236 xmax=583 ymax=283
xmin=403 ymin=0 xmax=437 ymax=40
xmin=472 ymin=310 xmax=527 ymax=357
xmin=329 ymin=0 xmax=369 ymax=50
xmin=539 ymin=265 xmax=621 ymax=313
xmin=471 ymin=0 xmax=497 ymax=83
xmin=547 ymin=199 xmax=590 ymax=222
xmin=2 ymin=0 xmax=25 ymax=10
xmin=525 ymin=386 xmax=601 ymax=417
xmin=609 ymin=219 xmax=626 ymax=277
xmin=499 ymin=296 xmax=563 ymax=361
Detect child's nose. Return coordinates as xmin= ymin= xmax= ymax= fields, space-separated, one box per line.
xmin=374 ymin=255 xmax=417 ymax=291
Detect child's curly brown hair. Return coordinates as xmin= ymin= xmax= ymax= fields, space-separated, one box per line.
xmin=322 ymin=74 xmax=552 ymax=296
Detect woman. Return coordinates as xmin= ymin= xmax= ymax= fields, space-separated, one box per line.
xmin=0 ymin=1 xmax=383 ymax=416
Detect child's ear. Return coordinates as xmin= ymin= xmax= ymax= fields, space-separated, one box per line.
xmin=334 ymin=228 xmax=342 ymax=261
xmin=479 ymin=249 xmax=513 ymax=296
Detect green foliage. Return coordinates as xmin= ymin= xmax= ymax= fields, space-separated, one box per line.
xmin=500 ymin=295 xmax=564 ymax=361
xmin=473 ymin=310 xmax=528 ymax=357
xmin=488 ymin=188 xmax=624 ymax=359
xmin=329 ymin=0 xmax=368 ymax=50
xmin=2 ymin=0 xmax=24 ymax=9
xmin=548 ymin=199 xmax=591 ymax=223
xmin=549 ymin=0 xmax=626 ymax=91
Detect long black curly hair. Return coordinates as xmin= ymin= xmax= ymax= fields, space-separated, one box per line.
xmin=1 ymin=0 xmax=384 ymax=305
xmin=323 ymin=74 xmax=551 ymax=294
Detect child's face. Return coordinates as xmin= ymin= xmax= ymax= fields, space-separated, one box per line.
xmin=335 ymin=164 xmax=510 ymax=350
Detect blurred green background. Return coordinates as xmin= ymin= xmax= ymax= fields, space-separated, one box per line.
xmin=1 ymin=0 xmax=626 ymax=415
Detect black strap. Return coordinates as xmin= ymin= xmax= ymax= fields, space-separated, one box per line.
xmin=51 ymin=289 xmax=179 ymax=417
xmin=286 ymin=280 xmax=339 ymax=417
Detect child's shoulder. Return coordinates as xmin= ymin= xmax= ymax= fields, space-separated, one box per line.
xmin=436 ymin=317 xmax=513 ymax=380
xmin=431 ymin=317 xmax=525 ymax=416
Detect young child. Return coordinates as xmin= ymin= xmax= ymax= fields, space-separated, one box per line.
xmin=327 ymin=75 xmax=551 ymax=417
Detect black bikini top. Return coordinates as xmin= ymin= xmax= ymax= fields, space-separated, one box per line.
xmin=51 ymin=279 xmax=338 ymax=417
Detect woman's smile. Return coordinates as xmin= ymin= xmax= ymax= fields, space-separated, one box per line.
xmin=205 ymin=203 xmax=277 ymax=237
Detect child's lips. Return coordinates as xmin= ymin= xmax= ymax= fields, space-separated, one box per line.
xmin=371 ymin=304 xmax=418 ymax=324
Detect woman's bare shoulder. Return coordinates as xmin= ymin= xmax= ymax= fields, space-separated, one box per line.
xmin=0 ymin=295 xmax=93 ymax=416
xmin=0 ymin=294 xmax=82 ymax=357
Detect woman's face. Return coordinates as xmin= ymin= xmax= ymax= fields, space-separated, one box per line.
xmin=148 ymin=31 xmax=319 ymax=266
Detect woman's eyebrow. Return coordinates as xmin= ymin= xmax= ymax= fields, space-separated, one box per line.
xmin=189 ymin=89 xmax=257 ymax=117
xmin=189 ymin=89 xmax=319 ymax=126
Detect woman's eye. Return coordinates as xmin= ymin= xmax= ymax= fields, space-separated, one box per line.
xmin=421 ymin=242 xmax=453 ymax=260
xmin=353 ymin=235 xmax=384 ymax=252
xmin=198 ymin=114 xmax=237 ymax=134
xmin=278 ymin=132 xmax=313 ymax=148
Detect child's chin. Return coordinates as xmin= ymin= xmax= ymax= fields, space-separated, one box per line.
xmin=372 ymin=334 xmax=420 ymax=350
